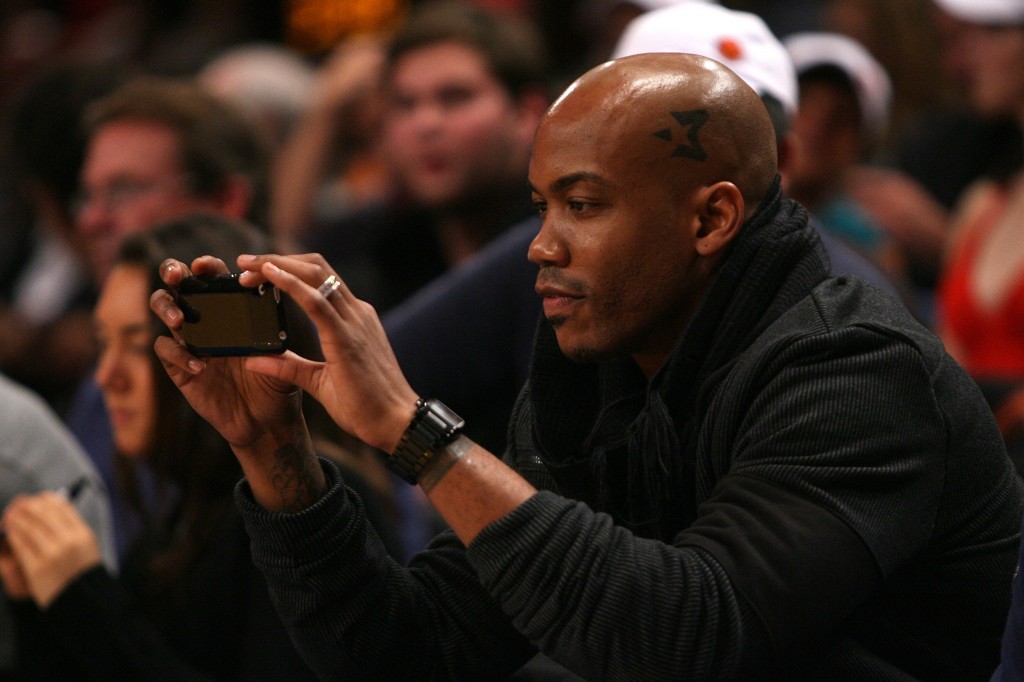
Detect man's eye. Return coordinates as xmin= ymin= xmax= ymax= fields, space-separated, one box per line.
xmin=567 ymin=200 xmax=590 ymax=212
xmin=532 ymin=199 xmax=547 ymax=214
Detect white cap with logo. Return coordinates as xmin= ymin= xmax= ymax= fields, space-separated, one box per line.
xmin=611 ymin=1 xmax=798 ymax=116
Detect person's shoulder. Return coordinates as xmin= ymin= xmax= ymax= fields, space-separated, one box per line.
xmin=0 ymin=372 xmax=69 ymax=440
xmin=382 ymin=216 xmax=541 ymax=332
xmin=316 ymin=200 xmax=431 ymax=240
xmin=756 ymin=276 xmax=942 ymax=362
xmin=0 ymin=373 xmax=99 ymax=500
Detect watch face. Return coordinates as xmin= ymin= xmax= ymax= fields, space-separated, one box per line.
xmin=426 ymin=400 xmax=465 ymax=434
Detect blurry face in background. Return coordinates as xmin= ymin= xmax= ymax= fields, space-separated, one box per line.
xmin=76 ymin=120 xmax=220 ymax=283
xmin=787 ymin=76 xmax=863 ymax=206
xmin=93 ymin=265 xmax=156 ymax=459
xmin=956 ymin=23 xmax=1024 ymax=119
xmin=382 ymin=41 xmax=534 ymax=209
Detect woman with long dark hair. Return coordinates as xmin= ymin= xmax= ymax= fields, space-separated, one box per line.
xmin=0 ymin=214 xmax=330 ymax=680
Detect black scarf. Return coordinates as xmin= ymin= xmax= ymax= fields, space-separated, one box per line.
xmin=526 ymin=180 xmax=830 ymax=539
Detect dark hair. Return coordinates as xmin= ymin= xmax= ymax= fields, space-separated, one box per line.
xmin=85 ymin=77 xmax=272 ymax=229
xmin=111 ymin=213 xmax=273 ymax=587
xmin=385 ymin=0 xmax=548 ymax=99
xmin=6 ymin=61 xmax=131 ymax=215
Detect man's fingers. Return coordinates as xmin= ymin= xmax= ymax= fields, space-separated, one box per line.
xmin=154 ymin=335 xmax=206 ymax=377
xmin=151 ymin=288 xmax=185 ymax=331
xmin=158 ymin=258 xmax=191 ymax=286
xmin=189 ymin=255 xmax=231 ymax=277
xmin=245 ymin=352 xmax=323 ymax=397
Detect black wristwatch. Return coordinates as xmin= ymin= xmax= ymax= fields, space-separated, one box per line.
xmin=387 ymin=399 xmax=465 ymax=484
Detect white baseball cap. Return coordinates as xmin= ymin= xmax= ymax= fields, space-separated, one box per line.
xmin=611 ymin=2 xmax=798 ymax=116
xmin=933 ymin=0 xmax=1024 ymax=25
xmin=784 ymin=32 xmax=892 ymax=140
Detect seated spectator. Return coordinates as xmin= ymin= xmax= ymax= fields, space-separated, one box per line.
xmin=782 ymin=35 xmax=902 ymax=273
xmin=931 ymin=0 xmax=1024 ymax=465
xmin=0 ymin=371 xmax=115 ymax=675
xmin=0 ymin=215 xmax=328 ymax=680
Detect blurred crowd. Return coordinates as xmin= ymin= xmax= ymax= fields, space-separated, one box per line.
xmin=1 ymin=0 xmax=1024 ymax=678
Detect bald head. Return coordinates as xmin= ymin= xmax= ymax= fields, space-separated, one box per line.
xmin=527 ymin=54 xmax=782 ymax=374
xmin=540 ymin=53 xmax=778 ymax=214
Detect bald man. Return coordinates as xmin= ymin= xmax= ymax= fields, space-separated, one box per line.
xmin=152 ymin=54 xmax=1021 ymax=680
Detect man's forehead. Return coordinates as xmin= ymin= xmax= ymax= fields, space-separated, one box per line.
xmin=530 ymin=116 xmax=641 ymax=192
xmin=85 ymin=120 xmax=182 ymax=173
xmin=389 ymin=41 xmax=494 ymax=86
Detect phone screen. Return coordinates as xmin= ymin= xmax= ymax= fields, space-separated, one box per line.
xmin=178 ymin=275 xmax=288 ymax=356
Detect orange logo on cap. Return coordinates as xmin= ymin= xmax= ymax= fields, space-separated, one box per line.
xmin=718 ymin=38 xmax=743 ymax=61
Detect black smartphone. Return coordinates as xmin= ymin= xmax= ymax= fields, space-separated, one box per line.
xmin=176 ymin=274 xmax=288 ymax=356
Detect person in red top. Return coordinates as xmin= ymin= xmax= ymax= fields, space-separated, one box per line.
xmin=938 ymin=185 xmax=1024 ymax=379
xmin=932 ymin=0 xmax=1024 ymax=462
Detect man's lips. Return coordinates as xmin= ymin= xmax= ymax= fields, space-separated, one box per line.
xmin=536 ymin=283 xmax=583 ymax=318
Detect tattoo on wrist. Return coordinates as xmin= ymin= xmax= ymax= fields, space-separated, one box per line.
xmin=419 ymin=437 xmax=470 ymax=493
xmin=269 ymin=442 xmax=323 ymax=512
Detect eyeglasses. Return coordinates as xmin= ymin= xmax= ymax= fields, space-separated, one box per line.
xmin=73 ymin=175 xmax=192 ymax=217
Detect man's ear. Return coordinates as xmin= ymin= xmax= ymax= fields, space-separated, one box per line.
xmin=695 ymin=181 xmax=744 ymax=256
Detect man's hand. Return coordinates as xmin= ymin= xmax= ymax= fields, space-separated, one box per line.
xmin=233 ymin=253 xmax=536 ymax=544
xmin=150 ymin=255 xmax=324 ymax=512
xmin=231 ymin=253 xmax=421 ymax=454
xmin=1 ymin=493 xmax=102 ymax=608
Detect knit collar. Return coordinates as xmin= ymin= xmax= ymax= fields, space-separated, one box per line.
xmin=526 ymin=180 xmax=829 ymax=536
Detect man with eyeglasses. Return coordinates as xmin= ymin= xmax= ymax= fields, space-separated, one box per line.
xmin=74 ymin=77 xmax=271 ymax=284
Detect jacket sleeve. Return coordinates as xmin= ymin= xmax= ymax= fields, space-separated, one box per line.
xmin=237 ymin=459 xmax=537 ymax=681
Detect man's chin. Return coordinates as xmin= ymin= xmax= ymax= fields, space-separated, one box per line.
xmin=551 ymin=325 xmax=602 ymax=365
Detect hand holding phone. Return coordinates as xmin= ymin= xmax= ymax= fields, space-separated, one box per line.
xmin=176 ymin=273 xmax=288 ymax=356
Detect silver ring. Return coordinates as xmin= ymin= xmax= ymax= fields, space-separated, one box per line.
xmin=317 ymin=274 xmax=342 ymax=299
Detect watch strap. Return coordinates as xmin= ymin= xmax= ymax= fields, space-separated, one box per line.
xmin=388 ymin=399 xmax=465 ymax=484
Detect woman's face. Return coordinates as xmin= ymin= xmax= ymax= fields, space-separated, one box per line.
xmin=93 ymin=264 xmax=157 ymax=458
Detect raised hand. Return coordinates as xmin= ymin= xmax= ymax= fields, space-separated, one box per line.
xmin=1 ymin=492 xmax=102 ymax=608
xmin=150 ymin=255 xmax=323 ymax=512
xmin=233 ymin=253 xmax=421 ymax=454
